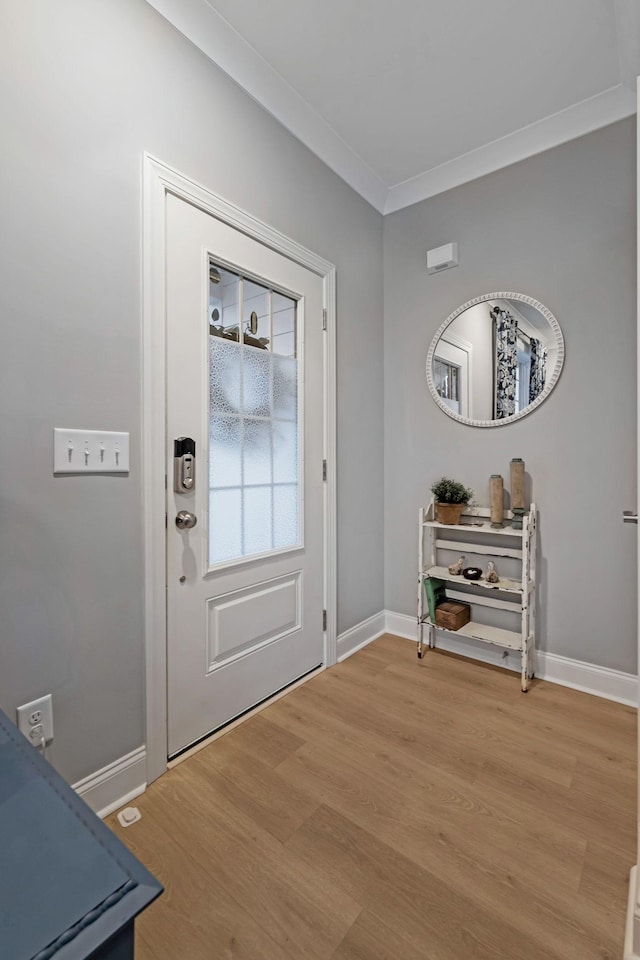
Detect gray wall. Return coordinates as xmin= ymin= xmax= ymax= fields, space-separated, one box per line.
xmin=384 ymin=119 xmax=637 ymax=674
xmin=0 ymin=0 xmax=384 ymax=783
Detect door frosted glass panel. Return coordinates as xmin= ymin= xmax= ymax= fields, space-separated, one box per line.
xmin=243 ymin=348 xmax=272 ymax=417
xmin=273 ymin=421 xmax=298 ymax=484
xmin=273 ymin=356 xmax=297 ymax=420
xmin=208 ymin=263 xmax=301 ymax=565
xmin=243 ymin=486 xmax=273 ymax=556
xmin=243 ymin=418 xmax=272 ymax=486
xmin=209 ymin=488 xmax=242 ymax=563
xmin=273 ymin=484 xmax=299 ymax=549
xmin=209 ymin=339 xmax=241 ymax=412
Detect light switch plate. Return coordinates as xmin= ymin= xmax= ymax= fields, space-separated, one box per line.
xmin=53 ymin=428 xmax=130 ymax=474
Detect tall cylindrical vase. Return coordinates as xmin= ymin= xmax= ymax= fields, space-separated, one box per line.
xmin=510 ymin=458 xmax=525 ymax=530
xmin=490 ymin=475 xmax=504 ymax=529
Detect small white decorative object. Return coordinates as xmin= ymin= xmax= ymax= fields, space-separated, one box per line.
xmin=117 ymin=806 xmax=142 ymax=828
xmin=448 ymin=555 xmax=465 ymax=576
xmin=484 ymin=561 xmax=499 ymax=583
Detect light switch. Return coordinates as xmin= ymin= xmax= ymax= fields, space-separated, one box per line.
xmin=53 ymin=428 xmax=130 ymax=474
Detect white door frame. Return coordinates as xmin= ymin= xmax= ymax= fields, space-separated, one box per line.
xmin=624 ymin=76 xmax=640 ymax=960
xmin=142 ymin=155 xmax=337 ymax=784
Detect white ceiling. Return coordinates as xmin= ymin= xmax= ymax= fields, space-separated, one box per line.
xmin=146 ymin=0 xmax=640 ymax=213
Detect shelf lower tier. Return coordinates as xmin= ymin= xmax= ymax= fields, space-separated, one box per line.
xmin=422 ymin=617 xmax=522 ymax=651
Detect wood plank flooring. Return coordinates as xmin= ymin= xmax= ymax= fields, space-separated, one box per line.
xmin=108 ymin=635 xmax=636 ymax=959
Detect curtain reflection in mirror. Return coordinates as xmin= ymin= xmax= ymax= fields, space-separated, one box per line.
xmin=492 ymin=306 xmax=517 ymax=419
xmin=515 ymin=336 xmax=531 ymax=413
xmin=529 ymin=338 xmax=547 ymax=403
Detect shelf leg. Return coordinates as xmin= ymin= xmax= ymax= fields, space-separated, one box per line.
xmin=526 ymin=632 xmax=535 ymax=679
xmin=520 ymin=643 xmax=529 ymax=692
xmin=417 ymin=507 xmax=425 ymax=661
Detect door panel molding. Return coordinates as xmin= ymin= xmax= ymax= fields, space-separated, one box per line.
xmin=142 ymin=154 xmax=337 ymax=784
xmin=205 ymin=572 xmax=302 ymax=673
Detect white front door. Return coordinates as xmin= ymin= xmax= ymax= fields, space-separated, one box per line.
xmin=165 ymin=194 xmax=325 ymax=757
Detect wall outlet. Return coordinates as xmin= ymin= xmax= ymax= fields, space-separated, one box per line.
xmin=17 ymin=694 xmax=54 ymax=746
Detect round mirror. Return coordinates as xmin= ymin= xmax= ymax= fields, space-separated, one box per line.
xmin=426 ymin=292 xmax=565 ymax=427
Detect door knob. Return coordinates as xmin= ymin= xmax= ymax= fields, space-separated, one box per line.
xmin=623 ymin=511 xmax=638 ymax=524
xmin=175 ymin=510 xmax=197 ymax=530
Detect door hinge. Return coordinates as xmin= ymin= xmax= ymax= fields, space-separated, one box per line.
xmin=323 ymin=609 xmax=327 ymax=631
xmin=322 ymin=308 xmax=327 ymax=331
xmin=322 ymin=459 xmax=327 ymax=482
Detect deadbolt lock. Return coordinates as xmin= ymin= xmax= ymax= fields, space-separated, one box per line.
xmin=174 ymin=437 xmax=196 ymax=493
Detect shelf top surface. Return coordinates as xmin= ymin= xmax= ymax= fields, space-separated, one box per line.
xmin=424 ymin=565 xmax=524 ymax=593
xmin=423 ymin=518 xmax=524 ymax=537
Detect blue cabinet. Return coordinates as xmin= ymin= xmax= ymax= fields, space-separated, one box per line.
xmin=0 ymin=709 xmax=162 ymax=960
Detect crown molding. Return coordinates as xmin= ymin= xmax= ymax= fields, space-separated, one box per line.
xmin=384 ymin=84 xmax=636 ymax=214
xmin=145 ymin=0 xmax=636 ymax=217
xmin=144 ymin=0 xmax=388 ymax=213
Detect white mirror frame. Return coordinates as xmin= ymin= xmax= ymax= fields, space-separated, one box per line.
xmin=426 ymin=291 xmax=565 ymax=428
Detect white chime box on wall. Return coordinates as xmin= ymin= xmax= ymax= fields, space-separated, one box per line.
xmin=53 ymin=428 xmax=130 ymax=474
xmin=427 ymin=242 xmax=459 ymax=274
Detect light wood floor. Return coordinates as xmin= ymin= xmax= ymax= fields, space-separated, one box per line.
xmin=108 ymin=635 xmax=637 ymax=960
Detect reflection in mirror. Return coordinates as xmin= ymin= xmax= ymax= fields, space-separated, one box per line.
xmin=427 ymin=293 xmax=564 ymax=427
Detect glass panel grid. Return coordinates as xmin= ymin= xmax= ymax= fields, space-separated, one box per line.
xmin=208 ymin=263 xmax=300 ymax=566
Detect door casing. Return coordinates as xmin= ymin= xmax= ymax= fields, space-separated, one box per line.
xmin=142 ymin=155 xmax=337 ymax=784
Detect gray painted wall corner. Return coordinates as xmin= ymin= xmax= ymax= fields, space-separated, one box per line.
xmin=383 ymin=118 xmax=637 ymax=675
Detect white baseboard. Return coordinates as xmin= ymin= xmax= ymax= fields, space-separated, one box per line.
xmin=347 ymin=610 xmax=637 ymax=707
xmin=383 ymin=611 xmax=420 ymax=642
xmin=337 ymin=611 xmax=387 ymax=661
xmin=539 ymin=650 xmax=638 ymax=707
xmin=72 ymin=746 xmax=147 ymax=819
xmin=625 ymin=866 xmax=640 ymax=959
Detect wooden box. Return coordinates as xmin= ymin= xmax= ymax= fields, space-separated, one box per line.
xmin=435 ymin=600 xmax=471 ymax=631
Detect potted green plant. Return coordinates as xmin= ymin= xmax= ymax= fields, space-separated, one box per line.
xmin=430 ymin=477 xmax=473 ymax=525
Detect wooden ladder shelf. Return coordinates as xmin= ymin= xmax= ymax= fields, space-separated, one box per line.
xmin=417 ymin=498 xmax=537 ymax=691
